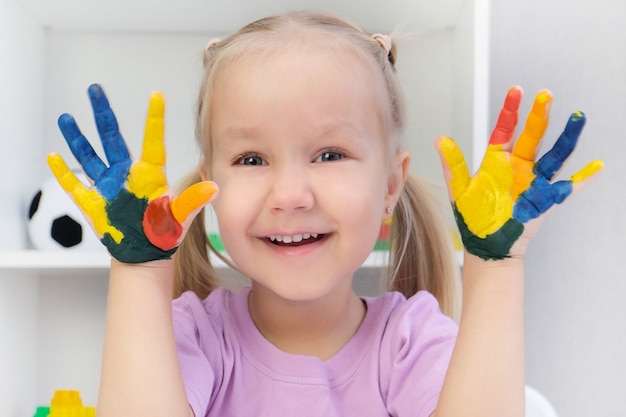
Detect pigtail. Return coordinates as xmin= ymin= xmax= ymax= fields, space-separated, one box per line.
xmin=173 ymin=170 xmax=222 ymax=299
xmin=389 ymin=174 xmax=460 ymax=319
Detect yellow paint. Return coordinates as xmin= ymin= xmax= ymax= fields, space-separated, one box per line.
xmin=513 ymin=89 xmax=552 ymax=161
xmin=127 ymin=92 xmax=168 ymax=201
xmin=438 ymin=136 xmax=470 ymax=202
xmin=171 ymin=181 xmax=219 ymax=223
xmin=571 ymin=159 xmax=604 ymax=183
xmin=571 ymin=110 xmax=584 ymax=121
xmin=47 ymin=153 xmax=124 ymax=243
xmin=440 ymin=139 xmax=514 ymax=238
xmin=510 ymin=155 xmax=536 ymax=200
xmin=127 ymin=161 xmax=168 ymax=201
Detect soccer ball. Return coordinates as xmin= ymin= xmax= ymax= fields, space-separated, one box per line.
xmin=27 ymin=173 xmax=104 ymax=251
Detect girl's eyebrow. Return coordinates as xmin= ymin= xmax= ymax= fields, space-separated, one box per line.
xmin=213 ymin=121 xmax=368 ymax=151
xmin=215 ymin=126 xmax=261 ymax=140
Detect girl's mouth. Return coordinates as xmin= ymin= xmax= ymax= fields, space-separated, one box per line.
xmin=267 ymin=233 xmax=324 ymax=246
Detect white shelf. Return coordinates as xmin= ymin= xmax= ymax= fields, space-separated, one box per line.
xmin=0 ymin=249 xmax=391 ymax=272
xmin=0 ymin=250 xmax=110 ymax=271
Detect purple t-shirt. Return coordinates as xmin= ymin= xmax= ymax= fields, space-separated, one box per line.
xmin=173 ymin=287 xmax=458 ymax=417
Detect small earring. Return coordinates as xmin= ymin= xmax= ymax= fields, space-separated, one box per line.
xmin=386 ymin=207 xmax=393 ymax=214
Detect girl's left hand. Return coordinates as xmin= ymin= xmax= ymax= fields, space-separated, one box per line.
xmin=436 ymin=86 xmax=603 ymax=260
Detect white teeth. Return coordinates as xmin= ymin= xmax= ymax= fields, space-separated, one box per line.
xmin=268 ymin=233 xmax=319 ymax=243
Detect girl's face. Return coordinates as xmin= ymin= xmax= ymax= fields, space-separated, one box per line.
xmin=207 ymin=44 xmax=407 ymax=302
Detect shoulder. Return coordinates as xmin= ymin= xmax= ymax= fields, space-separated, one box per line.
xmin=387 ymin=290 xmax=457 ymax=333
xmin=369 ymin=290 xmax=457 ymax=336
xmin=172 ymin=286 xmax=248 ymax=348
xmin=376 ymin=291 xmax=458 ymax=417
xmin=364 ymin=290 xmax=458 ymax=362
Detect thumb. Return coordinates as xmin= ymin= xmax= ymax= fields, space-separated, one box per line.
xmin=435 ymin=136 xmax=470 ymax=202
xmin=142 ymin=181 xmax=219 ymax=252
xmin=171 ymin=181 xmax=219 ymax=227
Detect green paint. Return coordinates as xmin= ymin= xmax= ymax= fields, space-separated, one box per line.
xmin=453 ymin=203 xmax=524 ymax=260
xmin=102 ymin=189 xmax=176 ymax=263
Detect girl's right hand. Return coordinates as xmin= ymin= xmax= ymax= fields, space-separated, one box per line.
xmin=47 ymin=84 xmax=218 ymax=264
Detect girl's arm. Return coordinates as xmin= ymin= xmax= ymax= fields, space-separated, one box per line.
xmin=435 ymin=255 xmax=525 ymax=416
xmin=98 ymin=260 xmax=194 ymax=417
xmin=433 ymin=86 xmax=602 ymax=417
xmin=47 ymin=84 xmax=217 ymax=417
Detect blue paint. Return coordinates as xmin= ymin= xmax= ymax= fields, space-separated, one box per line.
xmin=88 ymin=84 xmax=131 ymax=166
xmin=57 ymin=84 xmax=131 ymax=200
xmin=513 ymin=177 xmax=573 ymax=223
xmin=58 ymin=113 xmax=108 ymax=182
xmin=513 ymin=111 xmax=583 ymax=223
xmin=535 ymin=112 xmax=585 ymax=180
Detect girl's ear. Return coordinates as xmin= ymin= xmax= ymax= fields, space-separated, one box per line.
xmin=198 ymin=161 xmax=210 ymax=181
xmin=384 ymin=150 xmax=410 ymax=219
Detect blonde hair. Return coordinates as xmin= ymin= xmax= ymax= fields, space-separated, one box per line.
xmin=174 ymin=10 xmax=460 ymax=318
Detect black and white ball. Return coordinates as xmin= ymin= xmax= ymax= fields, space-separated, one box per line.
xmin=27 ymin=174 xmax=103 ymax=251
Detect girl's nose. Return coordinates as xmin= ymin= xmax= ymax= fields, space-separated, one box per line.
xmin=268 ymin=164 xmax=314 ymax=213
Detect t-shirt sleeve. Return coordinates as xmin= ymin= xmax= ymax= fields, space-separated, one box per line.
xmin=380 ymin=291 xmax=458 ymax=417
xmin=172 ymin=291 xmax=224 ymax=417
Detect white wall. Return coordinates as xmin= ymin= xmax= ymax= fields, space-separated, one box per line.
xmin=489 ymin=2 xmax=626 ymax=415
xmin=0 ymin=0 xmax=45 ymax=250
xmin=0 ymin=0 xmax=45 ymax=415
xmin=43 ymin=32 xmax=215 ymax=189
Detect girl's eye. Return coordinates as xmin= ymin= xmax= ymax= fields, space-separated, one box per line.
xmin=315 ymin=150 xmax=344 ymax=163
xmin=236 ymin=154 xmax=267 ymax=166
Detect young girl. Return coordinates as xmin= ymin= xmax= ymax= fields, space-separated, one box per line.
xmin=47 ymin=10 xmax=602 ymax=417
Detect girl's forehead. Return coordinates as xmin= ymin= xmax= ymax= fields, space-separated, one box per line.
xmin=214 ymin=33 xmax=379 ymax=82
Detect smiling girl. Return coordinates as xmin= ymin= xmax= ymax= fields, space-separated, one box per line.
xmin=48 ymin=10 xmax=602 ymax=417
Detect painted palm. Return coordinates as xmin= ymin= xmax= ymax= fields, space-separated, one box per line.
xmin=47 ymin=84 xmax=218 ymax=263
xmin=437 ymin=87 xmax=602 ymax=260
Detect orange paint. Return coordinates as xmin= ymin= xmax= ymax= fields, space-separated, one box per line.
xmin=513 ymin=89 xmax=552 ymax=160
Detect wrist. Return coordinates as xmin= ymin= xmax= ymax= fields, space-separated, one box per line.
xmin=462 ymin=251 xmax=525 ymax=282
xmin=109 ymin=257 xmax=176 ymax=282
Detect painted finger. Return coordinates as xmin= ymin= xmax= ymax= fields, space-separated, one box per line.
xmin=512 ymin=89 xmax=553 ymax=161
xmin=570 ymin=160 xmax=604 ymax=196
xmin=48 ymin=153 xmax=120 ymax=242
xmin=535 ymin=111 xmax=586 ymax=180
xmin=88 ymin=84 xmax=131 ymax=166
xmin=489 ymin=86 xmax=523 ymax=149
xmin=140 ymin=92 xmax=166 ymax=167
xmin=171 ymin=181 xmax=219 ymax=224
xmin=47 ymin=152 xmax=89 ymax=197
xmin=143 ymin=181 xmax=218 ymax=251
xmin=435 ymin=136 xmax=470 ymax=201
xmin=57 ymin=113 xmax=107 ymax=182
xmin=513 ymin=178 xmax=572 ymax=223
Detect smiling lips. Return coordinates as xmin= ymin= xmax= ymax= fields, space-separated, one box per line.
xmin=268 ymin=233 xmax=322 ymax=246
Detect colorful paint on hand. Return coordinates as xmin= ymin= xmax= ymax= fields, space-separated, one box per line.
xmin=48 ymin=84 xmax=218 ymax=263
xmin=439 ymin=87 xmax=602 ymax=260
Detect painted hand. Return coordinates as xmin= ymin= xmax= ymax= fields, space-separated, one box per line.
xmin=436 ymin=87 xmax=602 ymax=260
xmin=47 ymin=84 xmax=218 ymax=263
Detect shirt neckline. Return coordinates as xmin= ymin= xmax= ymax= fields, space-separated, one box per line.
xmin=228 ymin=286 xmax=392 ymax=385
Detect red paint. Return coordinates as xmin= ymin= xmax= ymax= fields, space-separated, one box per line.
xmin=489 ymin=87 xmax=522 ymax=145
xmin=143 ymin=195 xmax=182 ymax=250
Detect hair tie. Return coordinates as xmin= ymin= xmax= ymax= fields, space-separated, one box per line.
xmin=371 ymin=33 xmax=392 ymax=55
xmin=206 ymin=37 xmax=222 ymax=51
